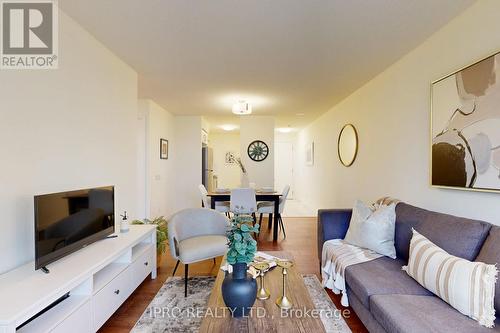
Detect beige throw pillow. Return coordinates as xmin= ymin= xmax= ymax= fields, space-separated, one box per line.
xmin=403 ymin=229 xmax=497 ymax=328
xmin=344 ymin=200 xmax=397 ymax=259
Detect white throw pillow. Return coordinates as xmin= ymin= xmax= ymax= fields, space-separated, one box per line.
xmin=404 ymin=229 xmax=497 ymax=328
xmin=344 ymin=200 xmax=397 ymax=259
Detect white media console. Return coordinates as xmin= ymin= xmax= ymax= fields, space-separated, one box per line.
xmin=0 ymin=225 xmax=157 ymax=333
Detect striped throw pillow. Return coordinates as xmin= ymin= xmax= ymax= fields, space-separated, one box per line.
xmin=403 ymin=229 xmax=497 ymax=328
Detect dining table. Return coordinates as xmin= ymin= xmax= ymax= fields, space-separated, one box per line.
xmin=207 ymin=190 xmax=282 ymax=242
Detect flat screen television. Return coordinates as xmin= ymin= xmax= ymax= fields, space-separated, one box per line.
xmin=34 ymin=186 xmax=115 ymax=270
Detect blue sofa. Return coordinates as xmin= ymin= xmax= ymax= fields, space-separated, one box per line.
xmin=318 ymin=202 xmax=500 ymax=333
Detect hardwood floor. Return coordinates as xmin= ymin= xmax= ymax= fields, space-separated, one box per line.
xmin=99 ymin=216 xmax=368 ymax=333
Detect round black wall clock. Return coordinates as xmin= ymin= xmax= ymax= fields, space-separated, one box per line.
xmin=247 ymin=140 xmax=269 ymax=162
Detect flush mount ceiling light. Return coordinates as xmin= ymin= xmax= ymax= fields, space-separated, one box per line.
xmin=232 ymin=100 xmax=252 ymax=115
xmin=277 ymin=127 xmax=293 ymax=133
xmin=220 ymin=124 xmax=239 ymax=131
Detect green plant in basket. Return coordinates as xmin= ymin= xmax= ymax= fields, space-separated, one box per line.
xmin=132 ymin=216 xmax=168 ymax=254
xmin=226 ymin=215 xmax=259 ymax=265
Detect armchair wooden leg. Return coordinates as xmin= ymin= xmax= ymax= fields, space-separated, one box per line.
xmin=213 ymin=258 xmax=216 ymax=265
xmin=259 ymin=213 xmax=263 ymax=225
xmin=172 ymin=260 xmax=180 ymax=276
xmin=184 ymin=264 xmax=189 ymax=297
xmin=268 ymin=214 xmax=273 ymax=229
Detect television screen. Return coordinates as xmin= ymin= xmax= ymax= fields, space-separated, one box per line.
xmin=34 ymin=186 xmax=115 ymax=270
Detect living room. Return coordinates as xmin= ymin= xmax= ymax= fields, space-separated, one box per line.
xmin=1 ymin=1 xmax=500 ymax=332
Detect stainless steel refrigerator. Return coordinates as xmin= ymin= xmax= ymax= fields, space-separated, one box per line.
xmin=202 ymin=146 xmax=214 ymax=192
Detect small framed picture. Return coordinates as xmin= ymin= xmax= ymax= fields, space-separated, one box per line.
xmin=160 ymin=139 xmax=169 ymax=160
xmin=306 ymin=142 xmax=314 ymax=166
xmin=225 ymin=151 xmax=236 ymax=164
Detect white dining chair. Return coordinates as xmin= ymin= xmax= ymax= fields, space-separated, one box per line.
xmin=198 ymin=184 xmax=230 ymax=216
xmin=230 ymin=188 xmax=257 ymax=224
xmin=257 ymin=185 xmax=290 ymax=238
xmin=168 ymin=208 xmax=229 ymax=297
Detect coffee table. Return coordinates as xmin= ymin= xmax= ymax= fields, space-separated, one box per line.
xmin=199 ymin=251 xmax=326 ymax=332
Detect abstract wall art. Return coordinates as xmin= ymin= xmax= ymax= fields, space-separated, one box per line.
xmin=431 ymin=51 xmax=500 ymax=192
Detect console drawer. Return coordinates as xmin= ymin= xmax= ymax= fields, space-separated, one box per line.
xmin=93 ymin=266 xmax=133 ymax=330
xmin=51 ymin=300 xmax=91 ymax=333
xmin=131 ymin=246 xmax=154 ymax=288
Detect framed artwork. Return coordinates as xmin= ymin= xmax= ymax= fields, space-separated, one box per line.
xmin=225 ymin=151 xmax=236 ymax=164
xmin=305 ymin=142 xmax=314 ymax=166
xmin=431 ymin=51 xmax=500 ymax=192
xmin=160 ymin=139 xmax=168 ymax=160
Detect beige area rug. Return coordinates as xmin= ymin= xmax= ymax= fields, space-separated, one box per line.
xmin=132 ymin=274 xmax=351 ymax=333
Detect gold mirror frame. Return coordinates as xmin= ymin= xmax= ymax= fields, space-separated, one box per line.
xmin=338 ymin=124 xmax=359 ymax=167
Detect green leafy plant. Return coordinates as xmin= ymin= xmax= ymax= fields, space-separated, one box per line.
xmin=226 ymin=215 xmax=259 ymax=264
xmin=132 ymin=216 xmax=168 ymax=254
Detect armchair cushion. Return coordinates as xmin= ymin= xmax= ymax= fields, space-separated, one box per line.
xmin=178 ymin=235 xmax=228 ymax=264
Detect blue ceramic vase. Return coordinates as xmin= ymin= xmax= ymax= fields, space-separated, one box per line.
xmin=221 ymin=262 xmax=257 ymax=317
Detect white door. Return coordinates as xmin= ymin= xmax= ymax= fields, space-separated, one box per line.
xmin=274 ymin=142 xmax=294 ymax=199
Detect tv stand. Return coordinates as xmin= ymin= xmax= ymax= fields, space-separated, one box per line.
xmin=0 ymin=225 xmax=156 ymax=333
xmin=41 ymin=266 xmax=50 ymax=274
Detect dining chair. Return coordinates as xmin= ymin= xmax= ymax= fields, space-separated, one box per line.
xmin=168 ymin=208 xmax=229 ymax=297
xmin=198 ymin=184 xmax=230 ymax=216
xmin=257 ymin=185 xmax=290 ymax=238
xmin=230 ymin=188 xmax=257 ymax=224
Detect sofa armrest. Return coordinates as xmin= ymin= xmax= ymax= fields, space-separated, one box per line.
xmin=317 ymin=209 xmax=353 ymax=262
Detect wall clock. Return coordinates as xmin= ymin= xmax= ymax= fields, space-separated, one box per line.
xmin=247 ymin=140 xmax=269 ymax=162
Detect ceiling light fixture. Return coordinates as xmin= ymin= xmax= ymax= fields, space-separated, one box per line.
xmin=277 ymin=126 xmax=293 ymax=133
xmin=232 ymin=100 xmax=252 ymax=115
xmin=220 ymin=124 xmax=238 ymax=131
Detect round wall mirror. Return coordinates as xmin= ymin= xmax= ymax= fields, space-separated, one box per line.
xmin=338 ymin=124 xmax=359 ymax=167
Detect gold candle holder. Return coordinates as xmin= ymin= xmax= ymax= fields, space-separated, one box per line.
xmin=276 ymin=260 xmax=294 ymax=309
xmin=253 ymin=262 xmax=270 ymax=300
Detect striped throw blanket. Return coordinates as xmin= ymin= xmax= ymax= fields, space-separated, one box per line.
xmin=321 ymin=239 xmax=383 ymax=306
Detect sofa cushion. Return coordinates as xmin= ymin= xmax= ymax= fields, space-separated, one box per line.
xmin=347 ymin=289 xmax=387 ymax=333
xmin=370 ymin=294 xmax=500 ymax=333
xmin=404 ymin=229 xmax=497 ymax=328
xmin=396 ymin=203 xmax=491 ymax=261
xmin=476 ymin=226 xmax=500 ymax=314
xmin=345 ymin=200 xmax=397 ymax=258
xmin=345 ymin=257 xmax=432 ymax=309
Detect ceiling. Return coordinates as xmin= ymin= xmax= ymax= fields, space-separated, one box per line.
xmin=60 ymin=0 xmax=474 ymax=130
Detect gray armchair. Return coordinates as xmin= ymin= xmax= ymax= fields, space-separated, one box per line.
xmin=168 ymin=208 xmax=229 ymax=297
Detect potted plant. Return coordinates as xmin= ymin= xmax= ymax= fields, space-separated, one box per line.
xmin=222 ymin=214 xmax=259 ymax=317
xmin=132 ymin=216 xmax=168 ymax=266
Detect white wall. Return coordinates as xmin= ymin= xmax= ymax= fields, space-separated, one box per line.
xmin=139 ymin=100 xmax=176 ymax=219
xmin=209 ymin=132 xmax=241 ymax=188
xmin=0 ymin=11 xmax=141 ymax=273
xmin=275 ymin=131 xmax=297 ymax=196
xmin=295 ymin=0 xmax=500 ymax=224
xmin=240 ymin=116 xmax=275 ymax=188
xmin=174 ymin=116 xmax=202 ymax=211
